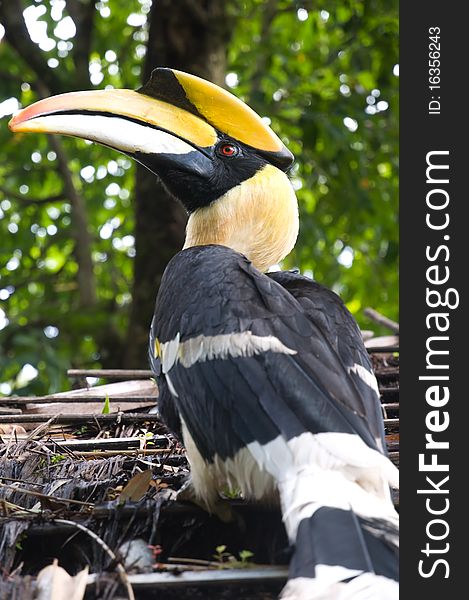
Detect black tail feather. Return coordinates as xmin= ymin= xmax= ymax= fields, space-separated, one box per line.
xmin=283 ymin=506 xmax=398 ymax=599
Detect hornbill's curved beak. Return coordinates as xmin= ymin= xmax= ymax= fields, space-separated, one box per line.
xmin=9 ymin=68 xmax=293 ymax=184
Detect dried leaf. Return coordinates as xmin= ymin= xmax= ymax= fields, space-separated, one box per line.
xmin=36 ymin=559 xmax=88 ymax=600
xmin=0 ymin=424 xmax=27 ymax=435
xmin=118 ymin=469 xmax=153 ymax=504
xmin=38 ymin=496 xmax=68 ymax=512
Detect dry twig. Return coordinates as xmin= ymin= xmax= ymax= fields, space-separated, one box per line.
xmin=364 ymin=308 xmax=399 ymax=333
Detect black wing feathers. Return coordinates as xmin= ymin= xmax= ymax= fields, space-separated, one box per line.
xmin=267 ymin=270 xmax=385 ymax=450
xmin=151 ymin=246 xmax=384 ymax=462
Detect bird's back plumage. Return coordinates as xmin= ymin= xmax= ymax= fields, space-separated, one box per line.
xmin=266 ymin=270 xmax=387 ymax=454
xmin=150 ymin=245 xmax=398 ymax=599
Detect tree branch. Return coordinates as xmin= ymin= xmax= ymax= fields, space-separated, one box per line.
xmin=182 ymin=0 xmax=209 ymax=26
xmin=364 ymin=308 xmax=400 ymax=333
xmin=249 ymin=0 xmax=279 ymax=98
xmin=0 ymin=0 xmax=64 ymax=95
xmin=48 ymin=136 xmax=97 ymax=308
xmin=2 ymin=262 xmax=68 ymax=295
xmin=0 ymin=186 xmax=64 ymax=206
xmin=0 ymin=3 xmax=97 ymax=308
xmin=0 ymin=69 xmax=25 ymax=86
xmin=66 ymin=0 xmax=94 ymax=89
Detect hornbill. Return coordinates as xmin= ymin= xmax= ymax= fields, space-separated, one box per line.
xmin=10 ymin=68 xmax=399 ymax=599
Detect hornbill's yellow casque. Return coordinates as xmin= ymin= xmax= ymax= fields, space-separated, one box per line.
xmin=10 ymin=68 xmax=399 ymax=599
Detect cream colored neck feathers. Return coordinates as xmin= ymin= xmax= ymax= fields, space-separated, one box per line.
xmin=184 ymin=164 xmax=299 ymax=272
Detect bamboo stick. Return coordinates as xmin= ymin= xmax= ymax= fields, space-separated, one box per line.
xmin=0 ymin=413 xmax=162 ymax=424
xmin=0 ymin=396 xmax=157 ymax=405
xmin=68 ymin=369 xmax=154 ymax=379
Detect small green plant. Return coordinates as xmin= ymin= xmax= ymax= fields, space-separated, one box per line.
xmin=238 ymin=550 xmax=254 ymax=564
xmin=15 ymin=532 xmax=27 ymax=551
xmin=213 ymin=545 xmax=255 ymax=569
xmin=74 ymin=425 xmax=88 ymax=435
xmin=102 ymin=394 xmax=111 ymax=414
xmin=138 ymin=431 xmax=155 ymax=448
xmin=213 ymin=544 xmax=232 ymax=564
xmin=221 ymin=487 xmax=241 ymax=499
xmin=50 ymin=454 xmax=66 ymax=464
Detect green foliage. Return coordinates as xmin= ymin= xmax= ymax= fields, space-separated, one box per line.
xmin=50 ymin=453 xmax=66 ymax=464
xmin=238 ymin=549 xmax=255 ymax=563
xmin=214 ymin=544 xmax=229 ymax=562
xmin=0 ymin=0 xmax=398 ymax=395
xmin=101 ymin=394 xmax=110 ymax=414
xmin=213 ymin=545 xmax=255 ymax=568
xmin=221 ymin=487 xmax=242 ymax=499
xmin=228 ymin=0 xmax=398 ymax=320
xmin=1 ymin=0 xmax=145 ymax=394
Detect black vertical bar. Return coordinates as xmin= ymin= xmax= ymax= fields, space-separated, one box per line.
xmin=401 ymin=2 xmax=466 ymax=596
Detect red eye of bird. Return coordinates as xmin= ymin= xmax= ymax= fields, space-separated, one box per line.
xmin=217 ymin=143 xmax=239 ymax=157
